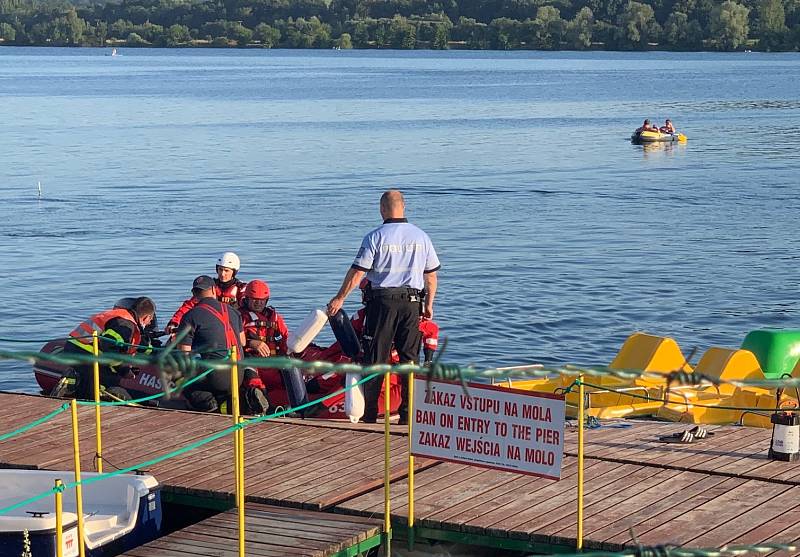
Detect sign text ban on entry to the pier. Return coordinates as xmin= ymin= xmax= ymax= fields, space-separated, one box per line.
xmin=410 ymin=379 xmax=566 ymax=479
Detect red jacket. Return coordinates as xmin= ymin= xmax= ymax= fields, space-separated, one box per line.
xmin=240 ymin=306 xmax=288 ymax=356
xmin=168 ymin=279 xmax=246 ymax=329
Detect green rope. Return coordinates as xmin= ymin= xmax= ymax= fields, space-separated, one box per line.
xmin=10 ymin=336 xmax=800 ymax=390
xmin=12 ymin=344 xmax=800 ymax=390
xmin=0 ymin=403 xmax=69 ymax=442
xmin=0 ymin=372 xmax=380 ymax=517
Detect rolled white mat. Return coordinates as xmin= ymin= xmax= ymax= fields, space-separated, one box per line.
xmin=287 ymin=309 xmax=329 ymax=354
xmin=345 ymin=373 xmax=365 ymax=424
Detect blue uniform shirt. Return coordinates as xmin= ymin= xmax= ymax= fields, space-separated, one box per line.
xmin=352 ymin=218 xmax=440 ymax=290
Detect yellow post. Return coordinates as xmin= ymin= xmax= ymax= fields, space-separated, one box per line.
xmin=230 ymin=347 xmax=242 ymax=509
xmin=577 ymin=374 xmax=585 ymax=551
xmin=54 ymin=479 xmax=64 ymax=557
xmin=384 ymin=372 xmax=392 ymax=557
xmin=70 ymin=399 xmax=86 ymax=557
xmin=230 ymin=344 xmax=247 ymax=557
xmin=91 ymin=331 xmax=103 ymax=474
xmin=238 ymin=416 xmax=245 ymax=557
xmin=407 ymin=371 xmax=415 ymax=551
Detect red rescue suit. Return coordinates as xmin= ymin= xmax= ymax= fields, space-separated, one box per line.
xmin=240 ymin=307 xmax=288 ymax=356
xmin=168 ymin=279 xmax=246 ymax=330
xmin=239 ymin=306 xmax=290 ymax=401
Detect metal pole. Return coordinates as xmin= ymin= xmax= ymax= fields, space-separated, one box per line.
xmin=384 ymin=372 xmax=392 ymax=557
xmin=70 ymin=399 xmax=86 ymax=557
xmin=577 ymin=374 xmax=584 ymax=551
xmin=54 ymin=479 xmax=63 ymax=557
xmin=407 ymin=371 xmax=415 ymax=551
xmin=230 ymin=347 xmax=242 ymax=509
xmin=92 ymin=331 xmax=102 ymax=473
xmin=238 ymin=416 xmax=245 ymax=557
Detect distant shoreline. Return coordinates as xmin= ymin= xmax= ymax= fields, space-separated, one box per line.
xmin=0 ymin=41 xmax=786 ymax=52
xmin=0 ymin=0 xmax=797 ymax=53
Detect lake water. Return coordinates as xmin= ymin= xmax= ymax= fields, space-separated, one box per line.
xmin=1 ymin=48 xmax=799 ymax=392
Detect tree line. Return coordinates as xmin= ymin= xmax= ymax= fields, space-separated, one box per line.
xmin=0 ymin=0 xmax=798 ymax=50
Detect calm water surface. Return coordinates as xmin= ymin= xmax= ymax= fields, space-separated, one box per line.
xmin=1 ymin=48 xmax=799 ymax=392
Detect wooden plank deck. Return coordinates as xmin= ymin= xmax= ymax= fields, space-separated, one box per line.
xmin=0 ymin=392 xmax=435 ymax=511
xmin=119 ymin=503 xmax=382 ymax=557
xmin=3 ymin=392 xmax=800 ymax=553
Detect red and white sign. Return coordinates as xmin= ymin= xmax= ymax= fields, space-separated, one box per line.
xmin=411 ymin=379 xmax=565 ymax=479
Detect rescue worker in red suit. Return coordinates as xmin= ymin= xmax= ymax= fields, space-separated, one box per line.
xmin=166 ymin=252 xmax=247 ymax=333
xmin=238 ymin=279 xmax=290 ymax=410
xmin=62 ymin=297 xmax=156 ymax=401
xmin=304 ymin=279 xmax=439 ymax=413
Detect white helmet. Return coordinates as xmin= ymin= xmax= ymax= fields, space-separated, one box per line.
xmin=216 ymin=251 xmax=240 ymax=271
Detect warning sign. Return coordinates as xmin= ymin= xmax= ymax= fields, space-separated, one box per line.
xmin=411 ymin=379 xmax=565 ymax=479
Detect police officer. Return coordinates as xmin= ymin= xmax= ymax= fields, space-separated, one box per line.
xmin=328 ymin=190 xmax=440 ymax=424
xmin=177 ymin=275 xmax=246 ymax=412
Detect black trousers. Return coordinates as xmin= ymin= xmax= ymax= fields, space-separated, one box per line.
xmin=63 ymin=343 xmax=122 ymax=400
xmin=362 ymin=291 xmax=422 ymax=421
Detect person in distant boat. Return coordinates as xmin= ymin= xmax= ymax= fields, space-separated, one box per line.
xmin=62 ymin=297 xmax=156 ymax=401
xmin=660 ymin=119 xmax=676 ymax=134
xmin=327 ymin=190 xmax=440 ymax=424
xmin=166 ymin=252 xmax=246 ymax=333
xmin=176 ymin=275 xmax=247 ymax=413
xmin=636 ymin=119 xmax=658 ymax=133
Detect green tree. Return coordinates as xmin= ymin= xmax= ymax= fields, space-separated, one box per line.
xmin=93 ymin=20 xmax=108 ymax=46
xmin=532 ymin=5 xmax=565 ymax=48
xmin=663 ymin=10 xmax=689 ymax=46
xmin=710 ymin=0 xmax=749 ymax=49
xmin=351 ymin=20 xmax=369 ymax=46
xmin=228 ymin=22 xmax=253 ymax=46
xmin=453 ymin=16 xmax=489 ymax=48
xmin=388 ymin=15 xmax=416 ymax=48
xmin=110 ymin=19 xmax=134 ymax=41
xmin=126 ymin=32 xmax=148 ymax=45
xmin=432 ymin=22 xmax=449 ymax=48
xmin=758 ymin=0 xmax=787 ymax=49
xmin=0 ymin=21 xmax=15 ymax=42
xmin=254 ymin=22 xmax=280 ymax=47
xmin=567 ymin=6 xmax=594 ymax=48
xmin=616 ymin=1 xmax=661 ymax=48
xmin=489 ymin=17 xmax=521 ymax=48
xmin=165 ymin=23 xmax=191 ymax=46
xmin=63 ymin=8 xmax=86 ymax=45
xmin=338 ymin=31 xmax=353 ymax=47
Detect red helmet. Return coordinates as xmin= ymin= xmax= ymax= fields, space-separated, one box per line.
xmin=244 ymin=280 xmax=270 ymax=300
xmin=359 ymin=278 xmax=370 ymax=291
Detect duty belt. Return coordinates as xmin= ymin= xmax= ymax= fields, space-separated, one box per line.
xmin=368 ymin=287 xmax=422 ymax=302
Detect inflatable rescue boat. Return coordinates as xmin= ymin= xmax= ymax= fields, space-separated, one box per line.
xmin=631 ymin=130 xmax=688 ymax=143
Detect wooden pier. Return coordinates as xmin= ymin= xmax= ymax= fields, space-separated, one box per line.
xmin=121 ymin=503 xmax=381 ymax=557
xmin=2 ymin=392 xmax=800 ymax=554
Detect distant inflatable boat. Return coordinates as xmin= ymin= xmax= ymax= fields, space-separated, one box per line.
xmin=631 ymin=130 xmax=688 ymax=143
